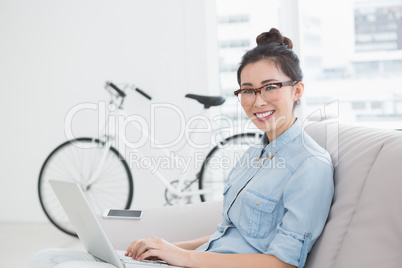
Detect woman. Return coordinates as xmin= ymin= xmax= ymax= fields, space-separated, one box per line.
xmin=30 ymin=28 xmax=334 ymax=268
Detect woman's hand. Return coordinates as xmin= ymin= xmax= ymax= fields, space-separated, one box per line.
xmin=126 ymin=237 xmax=295 ymax=268
xmin=125 ymin=236 xmax=191 ymax=267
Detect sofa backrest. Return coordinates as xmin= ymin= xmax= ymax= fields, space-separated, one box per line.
xmin=304 ymin=121 xmax=402 ymax=268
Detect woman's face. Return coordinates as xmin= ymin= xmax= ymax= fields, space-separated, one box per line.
xmin=239 ymin=59 xmax=304 ymax=140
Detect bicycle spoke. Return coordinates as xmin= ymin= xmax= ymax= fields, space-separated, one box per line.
xmin=49 ymin=153 xmax=78 ymax=181
xmin=65 ymin=142 xmax=86 ymax=181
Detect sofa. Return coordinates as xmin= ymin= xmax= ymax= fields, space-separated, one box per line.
xmin=100 ymin=121 xmax=402 ymax=268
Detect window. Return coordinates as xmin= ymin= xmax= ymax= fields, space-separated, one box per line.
xmin=301 ymin=0 xmax=402 ymax=129
xmin=215 ymin=0 xmax=402 ymax=129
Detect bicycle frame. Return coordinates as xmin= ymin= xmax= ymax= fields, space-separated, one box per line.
xmin=86 ymin=96 xmax=233 ymax=199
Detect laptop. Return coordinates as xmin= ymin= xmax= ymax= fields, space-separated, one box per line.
xmin=49 ymin=179 xmax=180 ymax=268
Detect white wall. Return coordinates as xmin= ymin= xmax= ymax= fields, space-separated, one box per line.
xmin=0 ymin=0 xmax=219 ymax=222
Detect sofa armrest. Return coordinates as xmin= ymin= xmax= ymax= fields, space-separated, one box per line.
xmin=99 ymin=201 xmax=223 ymax=250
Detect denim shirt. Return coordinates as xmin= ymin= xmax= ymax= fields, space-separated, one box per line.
xmin=196 ymin=119 xmax=334 ymax=268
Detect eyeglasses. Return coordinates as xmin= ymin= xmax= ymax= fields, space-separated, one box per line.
xmin=234 ymin=81 xmax=297 ymax=106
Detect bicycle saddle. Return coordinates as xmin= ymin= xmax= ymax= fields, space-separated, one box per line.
xmin=185 ymin=94 xmax=225 ymax=109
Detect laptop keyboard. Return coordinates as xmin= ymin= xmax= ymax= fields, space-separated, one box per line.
xmin=123 ymin=257 xmax=170 ymax=266
xmin=117 ymin=250 xmax=171 ymax=266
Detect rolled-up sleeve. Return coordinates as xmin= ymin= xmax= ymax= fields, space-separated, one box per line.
xmin=266 ymin=156 xmax=334 ymax=267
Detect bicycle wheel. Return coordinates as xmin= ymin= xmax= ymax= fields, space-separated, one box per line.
xmin=38 ymin=137 xmax=133 ymax=237
xmin=198 ymin=133 xmax=262 ymax=202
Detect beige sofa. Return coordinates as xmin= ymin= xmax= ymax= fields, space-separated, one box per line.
xmin=100 ymin=122 xmax=402 ymax=268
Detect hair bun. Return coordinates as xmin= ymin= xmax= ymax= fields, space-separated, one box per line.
xmin=256 ymin=28 xmax=293 ymax=49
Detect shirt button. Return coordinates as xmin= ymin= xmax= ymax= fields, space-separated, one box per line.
xmin=256 ymin=202 xmax=259 ymax=205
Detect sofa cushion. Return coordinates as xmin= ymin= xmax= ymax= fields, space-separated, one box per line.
xmin=304 ymin=121 xmax=402 ymax=268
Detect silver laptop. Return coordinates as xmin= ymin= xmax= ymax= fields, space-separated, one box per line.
xmin=49 ymin=180 xmax=180 ymax=268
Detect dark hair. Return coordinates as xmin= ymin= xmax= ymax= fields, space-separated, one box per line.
xmin=237 ymin=28 xmax=303 ymax=87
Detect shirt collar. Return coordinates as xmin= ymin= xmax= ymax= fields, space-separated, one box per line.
xmin=259 ymin=118 xmax=301 ymax=155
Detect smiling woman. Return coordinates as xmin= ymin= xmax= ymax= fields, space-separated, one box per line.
xmin=235 ymin=28 xmax=304 ymax=141
xmin=29 ymin=28 xmax=333 ymax=268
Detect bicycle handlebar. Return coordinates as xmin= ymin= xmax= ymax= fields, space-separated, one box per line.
xmin=135 ymin=87 xmax=152 ymax=100
xmin=106 ymin=82 xmax=126 ymax=98
xmin=106 ymin=81 xmax=152 ymax=101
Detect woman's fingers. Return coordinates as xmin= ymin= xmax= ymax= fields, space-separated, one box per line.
xmin=135 ymin=241 xmax=157 ymax=259
xmin=125 ymin=240 xmax=141 ymax=257
xmin=137 ymin=249 xmax=158 ymax=262
xmin=124 ymin=236 xmax=190 ymax=267
xmin=125 ymin=237 xmax=160 ymax=259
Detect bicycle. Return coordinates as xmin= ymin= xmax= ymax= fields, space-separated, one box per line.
xmin=38 ymin=81 xmax=262 ymax=237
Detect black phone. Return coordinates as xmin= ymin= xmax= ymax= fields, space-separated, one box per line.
xmin=102 ymin=209 xmax=143 ymax=219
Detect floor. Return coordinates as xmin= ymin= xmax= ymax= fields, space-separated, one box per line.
xmin=1 ymin=222 xmax=84 ymax=268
